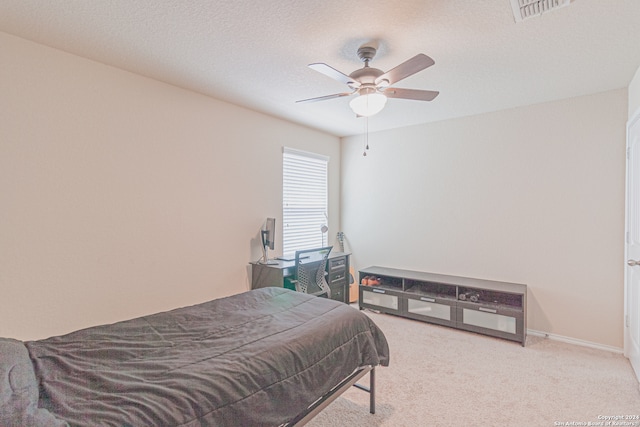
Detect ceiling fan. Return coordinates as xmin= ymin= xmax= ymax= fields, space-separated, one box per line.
xmin=297 ymin=46 xmax=439 ymax=117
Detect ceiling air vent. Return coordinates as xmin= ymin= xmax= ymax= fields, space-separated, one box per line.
xmin=510 ymin=0 xmax=572 ymax=22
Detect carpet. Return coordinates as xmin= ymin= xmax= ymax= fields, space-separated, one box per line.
xmin=306 ymin=310 xmax=640 ymax=427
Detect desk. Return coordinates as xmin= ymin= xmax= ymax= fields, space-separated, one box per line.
xmin=250 ymin=252 xmax=351 ymax=304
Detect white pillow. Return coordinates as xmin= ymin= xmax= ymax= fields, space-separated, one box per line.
xmin=0 ymin=338 xmax=68 ymax=427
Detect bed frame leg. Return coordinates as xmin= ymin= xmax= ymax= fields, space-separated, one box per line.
xmin=369 ymin=367 xmax=375 ymax=414
xmin=353 ymin=366 xmax=376 ymax=414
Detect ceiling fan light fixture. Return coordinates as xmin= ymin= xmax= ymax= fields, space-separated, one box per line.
xmin=349 ymin=92 xmax=387 ymax=117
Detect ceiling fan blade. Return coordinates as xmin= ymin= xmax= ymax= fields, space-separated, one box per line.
xmin=296 ymin=92 xmax=354 ymax=104
xmin=382 ymin=87 xmax=439 ymax=101
xmin=308 ymin=63 xmax=360 ymax=88
xmin=375 ymin=54 xmax=435 ymax=86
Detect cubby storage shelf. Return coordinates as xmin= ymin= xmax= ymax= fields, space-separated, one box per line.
xmin=359 ymin=266 xmax=527 ymax=346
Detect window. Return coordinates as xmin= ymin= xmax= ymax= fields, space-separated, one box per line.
xmin=282 ymin=147 xmax=329 ymax=256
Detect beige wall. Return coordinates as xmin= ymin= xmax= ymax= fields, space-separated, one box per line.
xmin=0 ymin=32 xmax=341 ymax=340
xmin=341 ymin=89 xmax=627 ymax=348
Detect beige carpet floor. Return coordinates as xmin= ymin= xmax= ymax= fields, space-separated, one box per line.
xmin=306 ymin=310 xmax=640 ymax=427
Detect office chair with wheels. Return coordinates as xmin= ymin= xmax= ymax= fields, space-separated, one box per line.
xmin=292 ymin=246 xmax=333 ymax=298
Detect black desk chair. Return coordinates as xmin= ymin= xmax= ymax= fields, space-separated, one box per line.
xmin=292 ymin=246 xmax=333 ymax=298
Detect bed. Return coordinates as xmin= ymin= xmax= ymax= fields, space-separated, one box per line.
xmin=1 ymin=287 xmax=389 ymax=426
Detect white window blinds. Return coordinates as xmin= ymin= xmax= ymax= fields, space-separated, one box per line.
xmin=282 ymin=147 xmax=329 ymax=256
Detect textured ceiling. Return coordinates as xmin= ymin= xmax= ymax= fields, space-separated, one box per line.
xmin=1 ymin=0 xmax=640 ymax=137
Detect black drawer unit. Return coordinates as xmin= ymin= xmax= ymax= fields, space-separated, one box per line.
xmin=327 ymin=255 xmax=349 ymax=303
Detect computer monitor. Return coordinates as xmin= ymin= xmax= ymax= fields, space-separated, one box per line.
xmin=260 ymin=218 xmax=277 ymax=264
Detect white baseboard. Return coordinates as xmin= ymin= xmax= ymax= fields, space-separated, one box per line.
xmin=527 ymin=329 xmax=624 ymax=354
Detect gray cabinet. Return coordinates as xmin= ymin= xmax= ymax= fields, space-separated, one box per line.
xmin=359 ymin=266 xmax=527 ymax=346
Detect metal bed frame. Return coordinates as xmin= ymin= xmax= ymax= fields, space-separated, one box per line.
xmin=286 ymin=365 xmax=376 ymax=426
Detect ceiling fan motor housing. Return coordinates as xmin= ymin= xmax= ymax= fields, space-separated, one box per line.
xmin=349 ymin=67 xmax=384 ymax=86
xmin=350 ymin=47 xmax=387 ymax=90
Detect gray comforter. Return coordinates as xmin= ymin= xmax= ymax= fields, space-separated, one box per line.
xmin=1 ymin=287 xmax=389 ymax=426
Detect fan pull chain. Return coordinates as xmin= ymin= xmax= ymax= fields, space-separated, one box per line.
xmin=363 ymin=117 xmax=370 ymax=156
